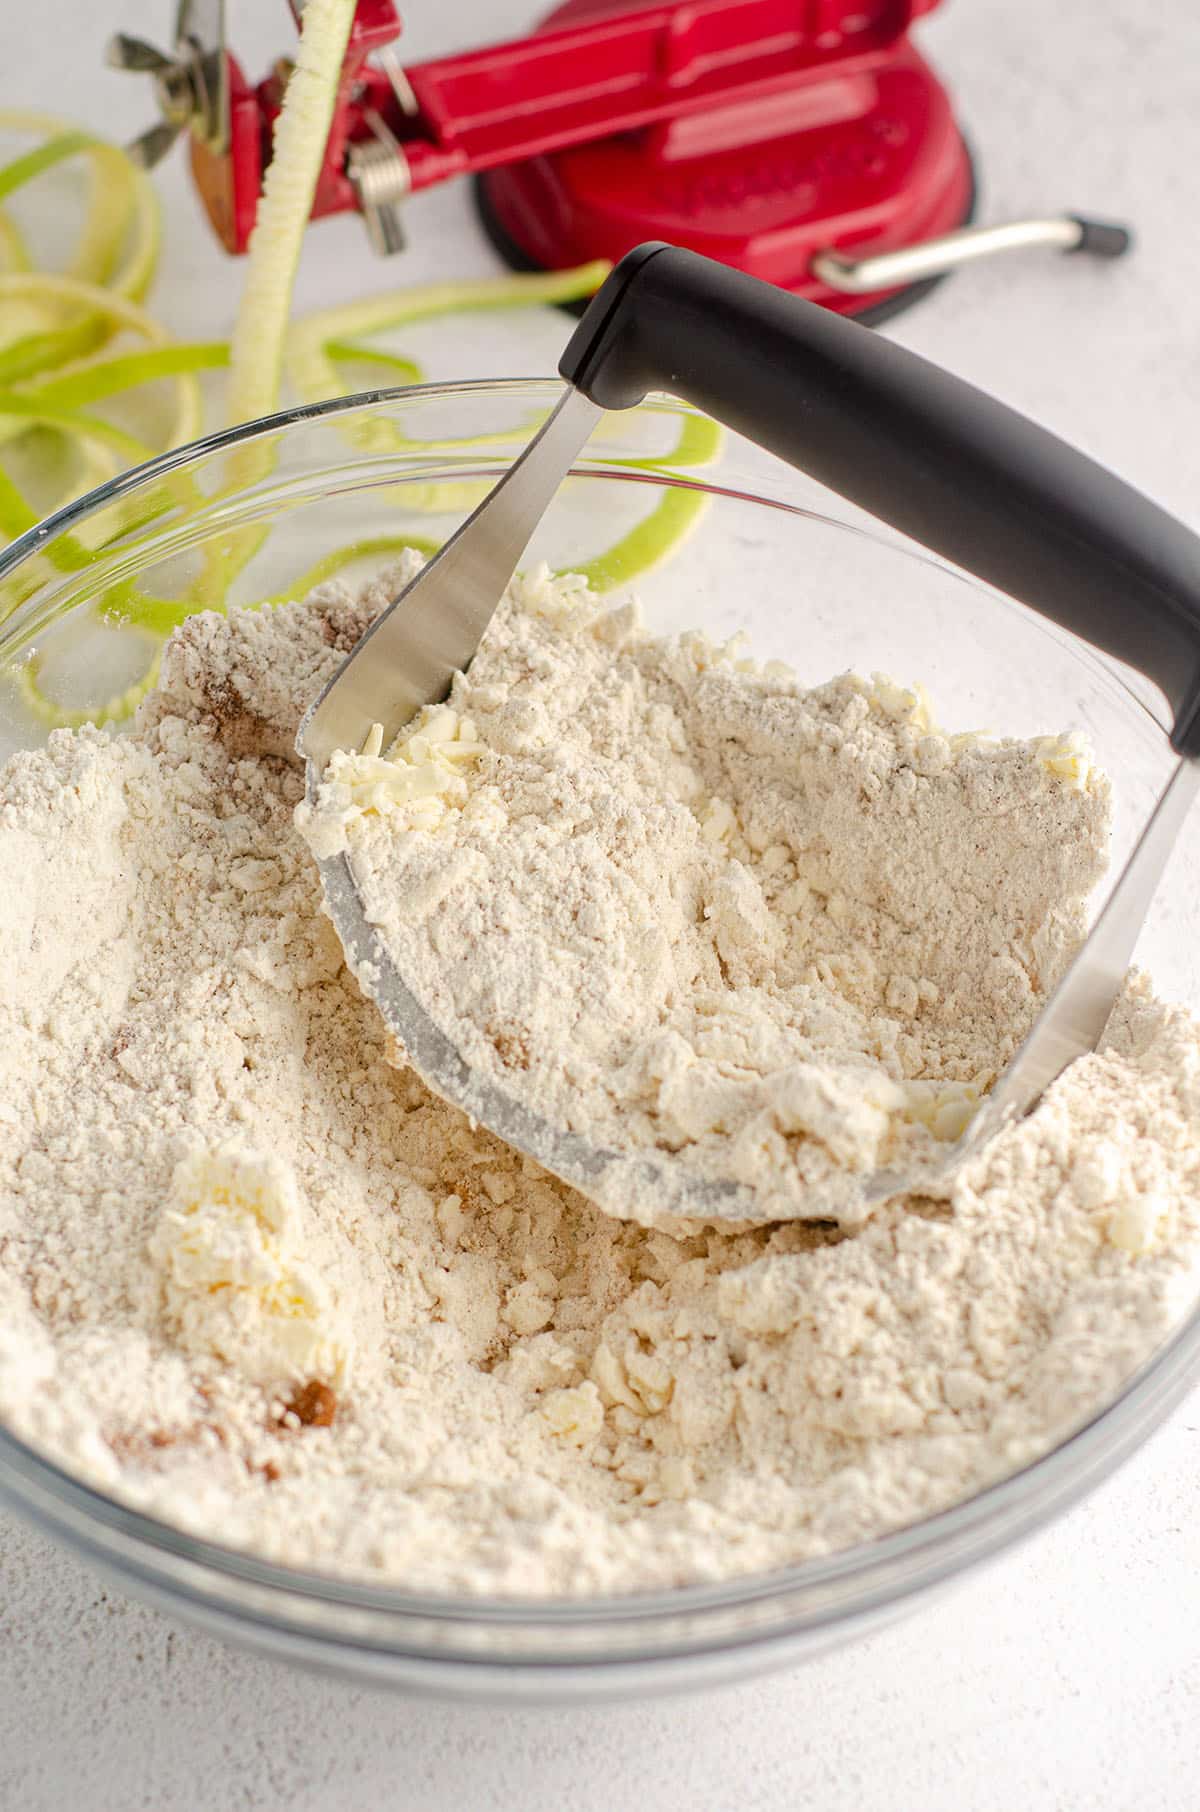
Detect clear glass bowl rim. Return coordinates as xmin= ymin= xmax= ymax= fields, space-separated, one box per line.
xmin=0 ymin=376 xmax=1195 ymax=1681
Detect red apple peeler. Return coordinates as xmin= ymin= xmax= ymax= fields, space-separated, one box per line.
xmin=109 ymin=0 xmax=1131 ymax=321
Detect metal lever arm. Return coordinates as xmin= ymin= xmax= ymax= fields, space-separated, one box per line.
xmin=813 ymin=213 xmax=1131 ymax=294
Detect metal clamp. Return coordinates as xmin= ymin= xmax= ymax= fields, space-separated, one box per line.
xmin=813 ymin=213 xmax=1132 ymax=296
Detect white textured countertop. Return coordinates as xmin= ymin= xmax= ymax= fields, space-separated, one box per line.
xmin=3 ymin=0 xmax=1200 ymax=1805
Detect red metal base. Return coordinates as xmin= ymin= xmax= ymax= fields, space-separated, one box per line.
xmin=477 ymin=0 xmax=973 ymax=317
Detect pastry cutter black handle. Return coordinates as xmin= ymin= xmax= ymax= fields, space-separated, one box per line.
xmin=562 ymin=242 xmax=1200 ymax=756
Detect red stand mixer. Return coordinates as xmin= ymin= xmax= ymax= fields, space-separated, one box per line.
xmin=110 ymin=0 xmax=1129 ymax=322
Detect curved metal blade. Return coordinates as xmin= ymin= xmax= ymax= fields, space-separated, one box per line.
xmin=298 ymin=386 xmax=602 ymax=770
xmin=174 ymin=0 xmax=223 ymax=51
xmin=175 ymin=0 xmax=228 ymax=150
xmin=971 ymin=755 xmax=1200 ymax=1143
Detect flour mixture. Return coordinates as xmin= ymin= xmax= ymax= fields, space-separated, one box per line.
xmin=302 ymin=564 xmax=1110 ymax=1225
xmin=1 ymin=563 xmax=1198 ymax=1596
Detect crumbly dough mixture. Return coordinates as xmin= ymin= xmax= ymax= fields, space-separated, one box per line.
xmin=304 ymin=565 xmax=1110 ymax=1224
xmin=1 ymin=567 xmax=1198 ymax=1596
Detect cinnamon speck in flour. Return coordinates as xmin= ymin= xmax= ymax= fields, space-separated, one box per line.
xmin=1 ymin=558 xmax=1198 ymax=1596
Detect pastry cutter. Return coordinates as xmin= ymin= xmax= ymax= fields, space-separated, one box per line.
xmin=298 ymin=243 xmax=1200 ymax=1222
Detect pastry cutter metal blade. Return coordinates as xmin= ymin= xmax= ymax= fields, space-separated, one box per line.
xmin=298 ymin=244 xmax=1200 ymax=1223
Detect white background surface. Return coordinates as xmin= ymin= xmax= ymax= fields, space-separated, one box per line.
xmin=2 ymin=0 xmax=1200 ymax=1805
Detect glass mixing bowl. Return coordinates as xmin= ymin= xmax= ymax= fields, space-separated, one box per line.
xmin=0 ymin=379 xmax=1196 ymax=1700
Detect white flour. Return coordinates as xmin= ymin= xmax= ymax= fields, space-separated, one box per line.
xmin=303 ymin=566 xmax=1110 ymax=1225
xmin=0 ymin=567 xmax=1198 ymax=1596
